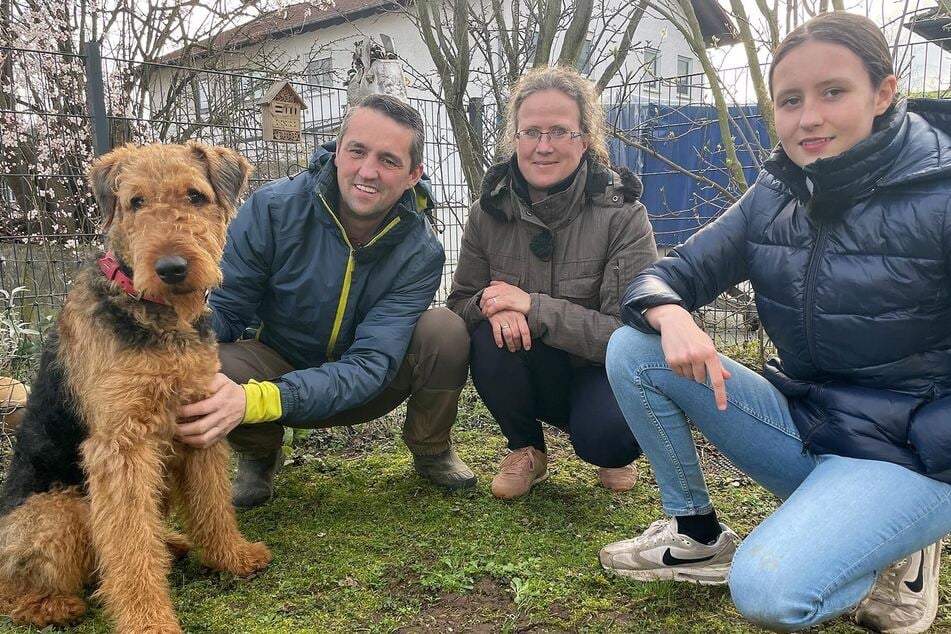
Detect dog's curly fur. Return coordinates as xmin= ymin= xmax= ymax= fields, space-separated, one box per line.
xmin=0 ymin=142 xmax=271 ymax=633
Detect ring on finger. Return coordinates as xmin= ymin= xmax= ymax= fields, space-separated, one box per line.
xmin=501 ymin=324 xmax=511 ymax=330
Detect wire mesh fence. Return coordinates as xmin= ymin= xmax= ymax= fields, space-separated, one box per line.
xmin=1 ymin=33 xmax=948 ymax=378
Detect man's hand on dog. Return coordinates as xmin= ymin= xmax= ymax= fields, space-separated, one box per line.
xmin=177 ymin=373 xmax=246 ymax=447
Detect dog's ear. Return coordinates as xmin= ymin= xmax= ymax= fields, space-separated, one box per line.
xmin=87 ymin=146 xmax=131 ymax=231
xmin=188 ymin=141 xmax=252 ymax=212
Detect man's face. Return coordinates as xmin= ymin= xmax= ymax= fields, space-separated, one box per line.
xmin=335 ymin=108 xmax=424 ymax=228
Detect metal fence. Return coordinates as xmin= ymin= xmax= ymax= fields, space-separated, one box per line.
xmin=1 ymin=35 xmax=949 ymax=377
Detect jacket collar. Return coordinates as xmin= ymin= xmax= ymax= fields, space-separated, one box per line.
xmin=763 ymin=99 xmax=951 ymax=221
xmin=479 ymin=154 xmax=643 ymax=223
xmin=764 ymin=101 xmax=906 ymax=204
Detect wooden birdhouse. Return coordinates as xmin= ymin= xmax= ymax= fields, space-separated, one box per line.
xmin=258 ymin=81 xmax=307 ymax=143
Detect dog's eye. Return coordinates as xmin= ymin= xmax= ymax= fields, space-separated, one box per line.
xmin=187 ymin=190 xmax=208 ymax=206
xmin=130 ymin=196 xmax=145 ymax=210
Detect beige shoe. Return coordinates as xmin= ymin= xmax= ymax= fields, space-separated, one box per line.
xmin=597 ymin=464 xmax=638 ymax=492
xmin=491 ymin=447 xmax=548 ymax=500
xmin=854 ymin=540 xmax=941 ymax=634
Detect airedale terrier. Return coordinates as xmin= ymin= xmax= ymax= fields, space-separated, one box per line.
xmin=0 ymin=142 xmax=271 ymax=633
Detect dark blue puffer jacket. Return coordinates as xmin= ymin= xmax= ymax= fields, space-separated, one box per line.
xmin=620 ymin=99 xmax=951 ymax=482
xmin=210 ymin=141 xmax=444 ymax=424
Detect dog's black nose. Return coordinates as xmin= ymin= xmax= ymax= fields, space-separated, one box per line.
xmin=155 ymin=256 xmax=188 ymax=284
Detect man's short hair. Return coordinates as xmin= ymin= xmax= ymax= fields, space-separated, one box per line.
xmin=337 ymin=94 xmax=425 ymax=170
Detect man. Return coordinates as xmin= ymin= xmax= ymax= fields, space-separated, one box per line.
xmin=176 ymin=94 xmax=475 ymax=507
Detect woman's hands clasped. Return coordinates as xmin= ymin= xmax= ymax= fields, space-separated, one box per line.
xmin=480 ymin=281 xmax=532 ymax=352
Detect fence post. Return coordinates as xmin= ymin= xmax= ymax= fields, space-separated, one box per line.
xmin=83 ymin=40 xmax=110 ymax=157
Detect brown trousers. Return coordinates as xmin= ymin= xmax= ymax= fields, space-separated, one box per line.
xmin=223 ymin=307 xmax=469 ymax=457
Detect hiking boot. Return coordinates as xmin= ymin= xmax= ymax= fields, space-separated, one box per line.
xmin=413 ymin=447 xmax=477 ymax=490
xmin=599 ymin=516 xmax=739 ymax=585
xmin=232 ymin=449 xmax=283 ymax=509
xmin=853 ymin=540 xmax=941 ymax=634
xmin=491 ymin=446 xmax=548 ymax=500
xmin=597 ymin=464 xmax=638 ymax=492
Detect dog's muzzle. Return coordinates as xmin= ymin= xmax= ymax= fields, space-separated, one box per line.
xmin=155 ymin=256 xmax=189 ymax=285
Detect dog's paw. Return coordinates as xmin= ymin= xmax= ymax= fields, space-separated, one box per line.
xmin=11 ymin=593 xmax=86 ymax=628
xmin=164 ymin=531 xmax=192 ymax=559
xmin=204 ymin=540 xmax=272 ymax=577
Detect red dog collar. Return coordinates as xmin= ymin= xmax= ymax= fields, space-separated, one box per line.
xmin=98 ymin=251 xmax=169 ymax=306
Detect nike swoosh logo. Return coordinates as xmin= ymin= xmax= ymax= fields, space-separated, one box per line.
xmin=905 ymin=554 xmax=924 ymax=593
xmin=662 ymin=548 xmax=717 ymax=566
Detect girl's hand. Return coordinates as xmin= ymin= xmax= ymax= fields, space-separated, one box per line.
xmin=646 ymin=304 xmax=732 ymax=411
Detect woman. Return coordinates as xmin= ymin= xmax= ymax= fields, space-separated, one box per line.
xmin=602 ymin=11 xmax=951 ymax=634
xmin=447 ymin=66 xmax=657 ymax=500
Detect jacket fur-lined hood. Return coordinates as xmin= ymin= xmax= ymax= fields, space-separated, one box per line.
xmin=478 ymin=155 xmax=643 ymax=222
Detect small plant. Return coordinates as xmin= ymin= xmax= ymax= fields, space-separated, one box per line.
xmin=0 ymin=287 xmax=41 ymax=378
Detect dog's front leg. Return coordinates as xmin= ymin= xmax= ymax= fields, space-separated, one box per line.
xmin=82 ymin=433 xmax=181 ymax=634
xmin=172 ymin=443 xmax=271 ymax=575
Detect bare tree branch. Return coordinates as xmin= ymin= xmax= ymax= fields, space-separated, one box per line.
xmin=727 ymin=0 xmax=776 ymax=145
xmin=595 ymin=0 xmax=647 ymax=93
xmin=557 ymin=0 xmax=594 ymax=66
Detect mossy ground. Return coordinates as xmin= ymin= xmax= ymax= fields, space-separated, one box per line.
xmin=0 ymin=385 xmax=948 ymax=633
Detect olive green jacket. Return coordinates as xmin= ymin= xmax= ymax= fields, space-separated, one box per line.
xmin=447 ymin=157 xmax=657 ymax=364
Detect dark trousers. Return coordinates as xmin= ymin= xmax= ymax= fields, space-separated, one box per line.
xmin=469 ymin=320 xmax=641 ymax=468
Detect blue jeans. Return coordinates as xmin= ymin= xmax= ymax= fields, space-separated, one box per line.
xmin=606 ymin=326 xmax=951 ymax=632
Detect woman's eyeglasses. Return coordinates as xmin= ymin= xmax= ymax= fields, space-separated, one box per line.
xmin=515 ymin=127 xmax=585 ymax=143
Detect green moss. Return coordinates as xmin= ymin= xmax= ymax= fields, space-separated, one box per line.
xmin=0 ymin=386 xmax=945 ymax=633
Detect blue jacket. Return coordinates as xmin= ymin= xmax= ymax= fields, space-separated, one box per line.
xmin=210 ymin=142 xmax=444 ymax=423
xmin=620 ymin=99 xmax=951 ymax=481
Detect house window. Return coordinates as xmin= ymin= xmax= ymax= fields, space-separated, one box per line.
xmin=193 ymin=80 xmax=210 ymax=116
xmin=677 ymin=55 xmax=692 ymax=97
xmin=237 ymin=73 xmax=266 ymax=105
xmin=577 ymin=38 xmax=593 ymax=75
xmin=643 ymin=47 xmax=660 ymax=93
xmin=306 ymin=56 xmax=334 ymax=95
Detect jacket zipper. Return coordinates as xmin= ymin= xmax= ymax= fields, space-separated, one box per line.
xmin=800 ymin=414 xmax=829 ymax=455
xmin=803 ymin=222 xmax=828 ymax=370
xmin=319 ymin=193 xmax=401 ymax=360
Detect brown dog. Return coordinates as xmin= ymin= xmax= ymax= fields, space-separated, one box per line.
xmin=0 ymin=142 xmax=270 ymax=633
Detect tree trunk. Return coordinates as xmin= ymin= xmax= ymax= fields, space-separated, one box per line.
xmin=727 ymin=0 xmax=776 ymax=146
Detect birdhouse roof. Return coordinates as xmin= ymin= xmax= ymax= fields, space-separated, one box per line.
xmin=256 ymin=80 xmax=307 ymax=107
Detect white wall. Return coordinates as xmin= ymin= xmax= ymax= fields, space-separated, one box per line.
xmin=175 ymin=0 xmax=705 ymax=102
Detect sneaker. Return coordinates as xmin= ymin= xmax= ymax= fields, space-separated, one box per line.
xmin=597 ymin=464 xmax=638 ymax=492
xmin=413 ymin=447 xmax=477 ymax=490
xmin=853 ymin=540 xmax=941 ymax=634
xmin=599 ymin=517 xmax=739 ymax=585
xmin=232 ymin=448 xmax=283 ymax=508
xmin=490 ymin=446 xmax=548 ymax=500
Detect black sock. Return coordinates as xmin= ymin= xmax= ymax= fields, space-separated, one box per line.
xmin=675 ymin=511 xmax=722 ymax=545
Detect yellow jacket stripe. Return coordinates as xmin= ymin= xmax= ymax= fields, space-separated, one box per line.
xmin=319 ymin=194 xmax=401 ymax=361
